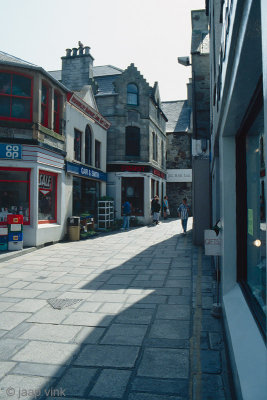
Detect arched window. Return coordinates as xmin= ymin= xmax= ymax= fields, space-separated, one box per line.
xmin=127 ymin=83 xmax=138 ymax=105
xmin=126 ymin=126 xmax=140 ymax=157
xmin=152 ymin=132 xmax=158 ymax=161
xmin=85 ymin=125 xmax=92 ymax=165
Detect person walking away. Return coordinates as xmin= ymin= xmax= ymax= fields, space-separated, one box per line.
xmin=163 ymin=195 xmax=169 ymax=220
xmin=121 ymin=199 xmax=131 ymax=231
xmin=151 ymin=196 xmax=161 ymax=225
xmin=178 ymin=197 xmax=190 ymax=234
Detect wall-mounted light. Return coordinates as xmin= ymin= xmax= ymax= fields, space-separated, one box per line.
xmin=254 ymin=239 xmax=261 ymax=247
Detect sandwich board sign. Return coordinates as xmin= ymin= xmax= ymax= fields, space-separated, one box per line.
xmin=204 ymin=230 xmax=222 ymax=256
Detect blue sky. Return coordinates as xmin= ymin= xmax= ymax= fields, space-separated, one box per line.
xmin=1 ymin=0 xmax=205 ymax=100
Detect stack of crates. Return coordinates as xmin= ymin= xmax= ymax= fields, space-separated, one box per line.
xmin=7 ymin=215 xmax=23 ymax=251
xmin=0 ymin=224 xmax=8 ymax=252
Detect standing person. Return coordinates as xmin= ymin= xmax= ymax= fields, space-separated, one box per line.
xmin=121 ymin=199 xmax=131 ymax=231
xmin=178 ymin=197 xmax=190 ymax=234
xmin=163 ymin=195 xmax=169 ymax=220
xmin=151 ymin=195 xmax=161 ymax=225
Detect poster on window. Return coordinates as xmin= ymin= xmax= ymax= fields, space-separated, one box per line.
xmin=38 ymin=171 xmax=57 ymax=222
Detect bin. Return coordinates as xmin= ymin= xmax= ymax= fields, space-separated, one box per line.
xmin=68 ymin=217 xmax=80 ymax=241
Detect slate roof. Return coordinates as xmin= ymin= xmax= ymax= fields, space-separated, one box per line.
xmin=49 ymin=70 xmax=62 ymax=81
xmin=161 ymin=100 xmax=191 ymax=133
xmin=93 ymin=65 xmax=123 ymax=77
xmin=0 ymin=50 xmax=39 ymax=67
xmin=0 ymin=51 xmax=68 ymax=91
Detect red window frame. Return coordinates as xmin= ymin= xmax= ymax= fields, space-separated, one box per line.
xmin=53 ymin=91 xmax=61 ymax=133
xmin=95 ymin=140 xmax=101 ymax=169
xmin=38 ymin=170 xmax=57 ymax=224
xmin=41 ymin=81 xmax=49 ymax=128
xmin=0 ymin=70 xmax=33 ymax=122
xmin=74 ymin=129 xmax=82 ymax=161
xmin=0 ymin=167 xmax=31 ymax=225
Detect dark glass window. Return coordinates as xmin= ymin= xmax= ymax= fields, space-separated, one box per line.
xmin=153 ymin=132 xmax=158 ymax=161
xmin=0 ymin=168 xmax=30 ymax=225
xmin=74 ymin=129 xmax=82 ymax=161
xmin=53 ymin=92 xmax=61 ymax=133
xmin=85 ymin=125 xmax=92 ymax=165
xmin=41 ymin=83 xmax=49 ymax=127
xmin=127 ymin=83 xmax=138 ymax=105
xmin=95 ymin=140 xmax=101 ymax=169
xmin=125 ymin=126 xmax=140 ymax=157
xmin=38 ymin=171 xmax=57 ymax=223
xmin=73 ymin=177 xmax=100 ymax=220
xmin=122 ymin=177 xmax=144 ymax=216
xmin=0 ymin=71 xmax=32 ymax=121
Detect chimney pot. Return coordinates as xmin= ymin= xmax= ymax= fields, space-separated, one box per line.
xmin=78 ymin=47 xmax=84 ymax=55
xmin=84 ymin=46 xmax=90 ymax=55
xmin=72 ymin=48 xmax=78 ymax=56
xmin=66 ymin=48 xmax=71 ymax=57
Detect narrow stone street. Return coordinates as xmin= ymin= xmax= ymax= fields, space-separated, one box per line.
xmin=0 ymin=219 xmax=233 ymax=400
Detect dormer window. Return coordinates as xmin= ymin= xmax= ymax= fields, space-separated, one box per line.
xmin=127 ymin=83 xmax=138 ymax=105
xmin=0 ymin=71 xmax=32 ymax=122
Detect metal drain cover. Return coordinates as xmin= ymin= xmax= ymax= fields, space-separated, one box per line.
xmin=47 ymin=298 xmax=82 ymax=310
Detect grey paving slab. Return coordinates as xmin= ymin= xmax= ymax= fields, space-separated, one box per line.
xmin=0 ymin=338 xmax=27 ymax=360
xmin=62 ymin=312 xmax=114 ymax=327
xmin=26 ymin=307 xmax=73 ymax=324
xmin=11 ymin=362 xmax=66 ymax=378
xmin=12 ymin=341 xmax=80 ymax=365
xmin=114 ymin=308 xmax=154 ymax=324
xmin=0 ymin=374 xmax=53 ymax=399
xmin=19 ymin=323 xmax=82 ymax=342
xmin=0 ymin=312 xmax=31 ymax=331
xmin=7 ymin=299 xmax=47 ymax=313
xmin=149 ymin=320 xmax=190 ymax=340
xmin=128 ymin=391 xmax=184 ymax=400
xmin=55 ymin=367 xmax=97 ymax=397
xmin=74 ymin=344 xmax=140 ymax=367
xmin=1 ymin=289 xmax=43 ymax=298
xmin=0 ymin=361 xmax=16 ymax=379
xmin=90 ymin=369 xmax=131 ymax=398
xmin=97 ymin=302 xmax=123 ymax=314
xmin=0 ymin=302 xmax=14 ymax=312
xmin=201 ymin=350 xmax=222 ymax=374
xmin=101 ymin=323 xmax=148 ymax=345
xmin=75 ymin=301 xmax=102 ymax=312
xmin=72 ymin=326 xmax=105 ymax=344
xmin=137 ymin=348 xmax=189 ymax=379
xmin=156 ymin=304 xmax=191 ymax=320
xmin=131 ymin=377 xmax=188 ymax=397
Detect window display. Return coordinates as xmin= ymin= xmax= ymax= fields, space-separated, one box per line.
xmin=122 ymin=177 xmax=144 ymax=216
xmin=73 ymin=177 xmax=99 ymax=219
xmin=245 ymin=108 xmax=266 ymax=329
xmin=38 ymin=170 xmax=57 ymax=223
xmin=0 ymin=168 xmax=30 ymax=224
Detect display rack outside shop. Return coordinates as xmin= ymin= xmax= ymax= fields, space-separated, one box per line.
xmin=97 ymin=201 xmax=114 ymax=230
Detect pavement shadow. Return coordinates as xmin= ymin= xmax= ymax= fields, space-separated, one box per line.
xmin=12 ymin=229 xmax=193 ymax=399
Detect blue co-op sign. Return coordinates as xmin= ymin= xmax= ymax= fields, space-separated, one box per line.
xmin=0 ymin=144 xmax=22 ymax=159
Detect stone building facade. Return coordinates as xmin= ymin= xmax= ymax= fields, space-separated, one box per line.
xmin=161 ymin=100 xmax=192 ymax=217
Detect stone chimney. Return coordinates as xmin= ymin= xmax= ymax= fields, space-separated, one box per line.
xmin=61 ymin=43 xmax=94 ymax=91
xmin=187 ymin=78 xmax=192 ymax=107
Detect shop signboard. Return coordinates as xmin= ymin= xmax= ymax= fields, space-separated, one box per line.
xmin=204 ymin=230 xmax=222 ymax=256
xmin=167 ymin=169 xmax=192 ymax=182
xmin=0 ymin=144 xmax=22 ymax=160
xmin=66 ymin=162 xmax=107 ymax=182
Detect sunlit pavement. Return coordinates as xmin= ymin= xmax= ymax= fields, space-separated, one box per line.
xmin=0 ymin=217 xmax=232 ymax=400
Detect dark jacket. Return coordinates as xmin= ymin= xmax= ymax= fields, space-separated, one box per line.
xmin=151 ymin=199 xmax=160 ymax=213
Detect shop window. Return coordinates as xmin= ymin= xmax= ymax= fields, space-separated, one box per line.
xmin=41 ymin=82 xmax=49 ymax=128
xmin=38 ymin=170 xmax=57 ymax=223
xmin=125 ymin=126 xmax=140 ymax=157
xmin=151 ymin=179 xmax=155 ymax=199
xmin=122 ymin=177 xmax=144 ymax=216
xmin=73 ymin=176 xmax=99 ymax=219
xmin=127 ymin=83 xmax=138 ymax=106
xmin=53 ymin=91 xmax=61 ymax=133
xmin=153 ymin=132 xmax=158 ymax=161
xmin=237 ymin=97 xmax=266 ymax=337
xmin=95 ymin=140 xmax=101 ymax=169
xmin=74 ymin=129 xmax=82 ymax=161
xmin=0 ymin=167 xmax=30 ymax=225
xmin=85 ymin=125 xmax=92 ymax=165
xmin=0 ymin=71 xmax=32 ymax=122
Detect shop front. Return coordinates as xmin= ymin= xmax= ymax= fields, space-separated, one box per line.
xmin=107 ymin=163 xmax=166 ymax=224
xmin=0 ymin=144 xmax=65 ymax=247
xmin=66 ymin=161 xmax=106 ymax=223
